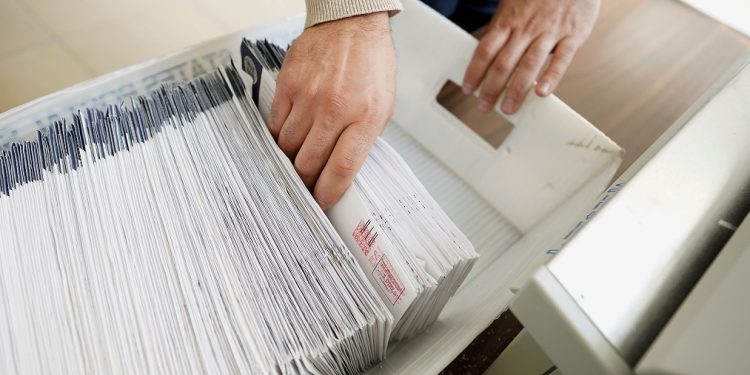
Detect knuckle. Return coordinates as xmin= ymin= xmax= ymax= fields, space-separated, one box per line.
xmin=492 ymin=16 xmax=515 ymax=29
xmin=476 ymin=44 xmax=494 ymax=61
xmin=524 ymin=50 xmax=548 ymax=67
xmin=363 ymin=93 xmax=391 ymax=120
xmin=558 ymin=42 xmax=578 ymax=60
xmin=526 ymin=17 xmax=547 ymax=33
xmin=330 ymin=154 xmax=357 ymax=179
xmin=322 ymin=92 xmax=348 ymax=119
xmin=546 ymin=66 xmax=563 ymax=80
xmin=279 ymin=125 xmax=297 ymax=141
xmin=492 ymin=58 xmax=514 ymax=74
xmin=294 ymin=155 xmax=316 ymax=178
xmin=303 ymin=85 xmax=318 ymax=100
xmin=318 ymin=120 xmax=338 ymax=134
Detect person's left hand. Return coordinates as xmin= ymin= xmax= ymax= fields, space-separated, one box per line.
xmin=462 ymin=0 xmax=600 ymax=114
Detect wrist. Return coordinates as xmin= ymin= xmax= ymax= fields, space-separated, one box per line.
xmin=304 ymin=0 xmax=402 ymax=29
xmin=314 ymin=11 xmax=390 ymax=35
xmin=346 ymin=11 xmax=390 ymax=30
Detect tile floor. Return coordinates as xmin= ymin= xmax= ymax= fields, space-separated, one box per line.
xmin=0 ymin=0 xmax=304 ymax=112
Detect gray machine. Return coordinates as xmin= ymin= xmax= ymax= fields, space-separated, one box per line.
xmin=512 ymin=58 xmax=750 ymax=374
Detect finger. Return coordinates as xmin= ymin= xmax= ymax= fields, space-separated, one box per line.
xmin=277 ymin=104 xmax=313 ymax=159
xmin=294 ymin=121 xmax=340 ymax=189
xmin=501 ymin=36 xmax=556 ymax=114
xmin=267 ymin=80 xmax=293 ymax=139
xmin=462 ymin=27 xmax=510 ymax=95
xmin=477 ymin=31 xmax=530 ymax=112
xmin=537 ymin=37 xmax=579 ymax=97
xmin=313 ymin=122 xmax=379 ymax=210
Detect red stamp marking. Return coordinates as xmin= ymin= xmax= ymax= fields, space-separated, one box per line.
xmin=352 ymin=219 xmax=406 ymax=305
xmin=352 ymin=219 xmax=378 ymax=256
xmin=372 ymin=254 xmax=406 ymax=305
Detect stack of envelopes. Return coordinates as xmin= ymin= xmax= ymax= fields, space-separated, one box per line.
xmin=0 ymin=40 xmax=477 ymax=375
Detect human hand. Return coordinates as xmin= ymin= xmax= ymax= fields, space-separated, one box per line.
xmin=462 ymin=0 xmax=600 ymax=114
xmin=270 ymin=12 xmax=396 ymax=210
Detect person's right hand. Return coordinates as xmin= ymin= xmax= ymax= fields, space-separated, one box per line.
xmin=270 ymin=12 xmax=396 ymax=210
xmin=462 ymin=0 xmax=600 ymax=115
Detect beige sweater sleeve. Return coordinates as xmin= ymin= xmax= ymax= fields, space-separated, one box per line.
xmin=305 ymin=0 xmax=403 ymax=28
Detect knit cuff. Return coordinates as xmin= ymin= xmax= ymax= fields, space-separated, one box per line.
xmin=304 ymin=0 xmax=403 ymax=28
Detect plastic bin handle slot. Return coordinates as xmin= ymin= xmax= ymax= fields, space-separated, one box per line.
xmin=435 ymin=80 xmax=516 ymax=150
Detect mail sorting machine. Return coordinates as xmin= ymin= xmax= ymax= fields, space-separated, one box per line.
xmin=511 ymin=57 xmax=750 ymax=375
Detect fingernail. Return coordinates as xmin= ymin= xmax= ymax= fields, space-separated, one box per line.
xmin=462 ymin=83 xmax=474 ymax=95
xmin=478 ymin=100 xmax=492 ymax=112
xmin=538 ymin=82 xmax=550 ymax=96
xmin=501 ymin=98 xmax=515 ymax=114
